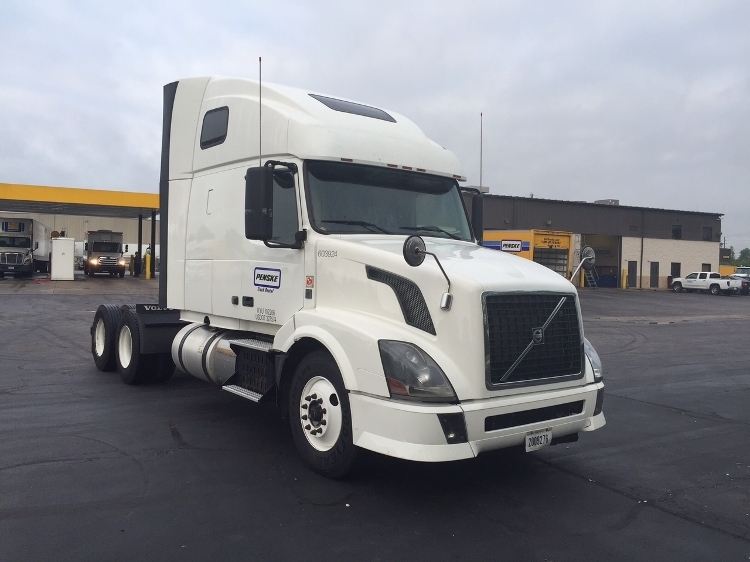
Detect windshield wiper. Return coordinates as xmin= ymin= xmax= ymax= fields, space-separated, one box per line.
xmin=400 ymin=225 xmax=461 ymax=240
xmin=322 ymin=220 xmax=392 ymax=234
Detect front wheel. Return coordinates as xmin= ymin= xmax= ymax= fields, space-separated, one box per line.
xmin=288 ymin=350 xmax=358 ymax=479
xmin=672 ymin=282 xmax=682 ymax=293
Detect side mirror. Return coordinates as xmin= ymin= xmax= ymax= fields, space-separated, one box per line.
xmin=84 ymin=242 xmax=88 ymax=251
xmin=125 ymin=244 xmax=129 ymax=252
xmin=245 ymin=166 xmax=274 ymax=241
xmin=471 ymin=193 xmax=484 ymax=244
xmin=34 ymin=241 xmax=39 ymax=250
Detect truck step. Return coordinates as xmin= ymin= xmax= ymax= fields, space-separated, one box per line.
xmin=229 ymin=338 xmax=273 ymax=352
xmin=222 ymin=384 xmax=263 ymax=402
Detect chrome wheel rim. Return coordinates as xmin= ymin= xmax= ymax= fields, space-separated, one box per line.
xmin=118 ymin=325 xmax=132 ymax=368
xmin=94 ymin=318 xmax=106 ymax=357
xmin=299 ymin=376 xmax=342 ymax=452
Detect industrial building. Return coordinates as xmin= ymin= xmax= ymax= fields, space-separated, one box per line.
xmin=469 ymin=194 xmax=722 ymax=289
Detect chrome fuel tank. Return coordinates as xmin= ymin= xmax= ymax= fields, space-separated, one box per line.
xmin=171 ymin=323 xmax=238 ymax=385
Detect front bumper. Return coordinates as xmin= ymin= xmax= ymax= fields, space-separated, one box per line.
xmin=88 ymin=263 xmax=126 ymax=273
xmin=0 ymin=263 xmax=32 ymax=274
xmin=350 ymin=382 xmax=605 ymax=462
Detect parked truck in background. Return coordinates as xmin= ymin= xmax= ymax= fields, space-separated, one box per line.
xmin=0 ymin=217 xmax=51 ymax=277
xmin=84 ymin=230 xmax=127 ymax=277
xmin=89 ymin=77 xmax=605 ymax=478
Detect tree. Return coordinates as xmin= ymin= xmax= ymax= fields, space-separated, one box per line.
xmin=738 ymin=248 xmax=750 ymax=266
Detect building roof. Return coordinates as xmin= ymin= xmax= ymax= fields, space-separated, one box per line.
xmin=484 ymin=193 xmax=723 ymax=218
xmin=0 ymin=183 xmax=159 ymax=218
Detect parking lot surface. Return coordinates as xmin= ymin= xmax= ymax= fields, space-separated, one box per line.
xmin=1 ymin=276 xmax=748 ymax=561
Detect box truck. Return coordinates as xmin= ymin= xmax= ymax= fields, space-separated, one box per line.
xmin=0 ymin=217 xmax=51 ymax=277
xmin=84 ymin=230 xmax=127 ymax=277
xmin=90 ymin=77 xmax=605 ymax=477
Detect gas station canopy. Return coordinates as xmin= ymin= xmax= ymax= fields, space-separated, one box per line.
xmin=0 ymin=183 xmax=159 ymax=218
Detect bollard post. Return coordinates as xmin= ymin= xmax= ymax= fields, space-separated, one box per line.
xmin=145 ymin=253 xmax=152 ymax=280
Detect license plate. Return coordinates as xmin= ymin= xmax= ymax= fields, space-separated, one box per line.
xmin=525 ymin=428 xmax=552 ymax=452
xmin=7 ymin=266 xmax=14 ymax=270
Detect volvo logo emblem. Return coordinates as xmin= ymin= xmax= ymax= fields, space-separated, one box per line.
xmin=532 ymin=327 xmax=544 ymax=345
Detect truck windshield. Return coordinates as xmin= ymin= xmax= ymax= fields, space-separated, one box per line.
xmin=305 ymin=161 xmax=472 ymax=241
xmin=92 ymin=242 xmax=120 ymax=253
xmin=0 ymin=236 xmax=30 ymax=248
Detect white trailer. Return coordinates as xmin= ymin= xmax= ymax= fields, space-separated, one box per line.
xmin=0 ymin=217 xmax=51 ymax=277
xmin=90 ymin=77 xmax=605 ymax=477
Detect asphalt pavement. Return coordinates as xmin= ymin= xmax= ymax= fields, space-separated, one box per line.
xmin=0 ymin=276 xmax=748 ymax=561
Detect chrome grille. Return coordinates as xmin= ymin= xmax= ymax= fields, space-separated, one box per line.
xmin=98 ymin=256 xmax=119 ymax=266
xmin=484 ymin=293 xmax=583 ymax=387
xmin=0 ymin=252 xmax=24 ymax=265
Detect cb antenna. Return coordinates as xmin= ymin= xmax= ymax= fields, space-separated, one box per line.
xmin=479 ymin=112 xmax=483 ymax=189
xmin=258 ymin=56 xmax=262 ymax=167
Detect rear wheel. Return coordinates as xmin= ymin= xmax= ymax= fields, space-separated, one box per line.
xmin=115 ymin=308 xmax=153 ymax=385
xmin=710 ymin=284 xmax=720 ymax=296
xmin=91 ymin=304 xmax=123 ymax=371
xmin=289 ymin=351 xmax=358 ymax=479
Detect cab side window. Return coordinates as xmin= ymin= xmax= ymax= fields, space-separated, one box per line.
xmin=271 ymin=174 xmax=299 ymax=246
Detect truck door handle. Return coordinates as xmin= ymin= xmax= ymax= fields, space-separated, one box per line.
xmin=206 ymin=189 xmax=213 ymax=215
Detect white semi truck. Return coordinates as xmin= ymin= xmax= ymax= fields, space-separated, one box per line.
xmin=0 ymin=217 xmax=51 ymax=277
xmin=90 ymin=77 xmax=605 ymax=477
xmin=84 ymin=230 xmax=128 ymax=277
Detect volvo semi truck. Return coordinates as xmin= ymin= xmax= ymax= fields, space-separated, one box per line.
xmin=0 ymin=217 xmax=51 ymax=277
xmin=90 ymin=77 xmax=605 ymax=477
xmin=84 ymin=230 xmax=127 ymax=277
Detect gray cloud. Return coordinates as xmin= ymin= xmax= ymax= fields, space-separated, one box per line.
xmin=1 ymin=0 xmax=748 ymax=248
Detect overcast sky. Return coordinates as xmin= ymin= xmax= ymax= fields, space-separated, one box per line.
xmin=2 ymin=1 xmax=749 ymax=249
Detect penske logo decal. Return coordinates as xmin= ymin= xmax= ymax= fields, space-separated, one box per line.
xmin=254 ymin=267 xmax=281 ymax=289
xmin=501 ymin=240 xmax=523 ymax=252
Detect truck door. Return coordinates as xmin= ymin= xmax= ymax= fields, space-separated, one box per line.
xmin=697 ymin=272 xmax=708 ymax=290
xmin=239 ymin=170 xmax=304 ymax=329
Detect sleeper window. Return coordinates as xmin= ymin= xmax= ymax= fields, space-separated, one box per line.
xmin=200 ymin=107 xmax=229 ymax=149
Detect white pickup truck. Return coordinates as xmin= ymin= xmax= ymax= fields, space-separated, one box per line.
xmin=672 ymin=271 xmax=743 ymax=295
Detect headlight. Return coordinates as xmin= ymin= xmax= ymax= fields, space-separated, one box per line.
xmin=89 ymin=258 xmax=98 ymax=265
xmin=378 ymin=340 xmax=457 ymax=402
xmin=23 ymin=254 xmax=32 ymax=264
xmin=584 ymin=337 xmax=603 ymax=382
xmin=118 ymin=259 xmax=126 ymax=266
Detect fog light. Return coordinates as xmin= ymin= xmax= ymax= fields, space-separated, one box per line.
xmin=594 ymin=388 xmax=604 ymax=416
xmin=437 ymin=413 xmax=468 ymax=444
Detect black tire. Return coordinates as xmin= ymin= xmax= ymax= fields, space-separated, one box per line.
xmin=288 ymin=350 xmax=358 ymax=479
xmin=672 ymin=283 xmax=682 ymax=293
xmin=119 ymin=270 xmax=125 ymax=278
xmin=742 ymin=288 xmax=749 ymax=296
xmin=710 ymin=284 xmax=720 ymax=296
xmin=91 ymin=304 xmax=123 ymax=372
xmin=115 ymin=307 xmax=155 ymax=385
